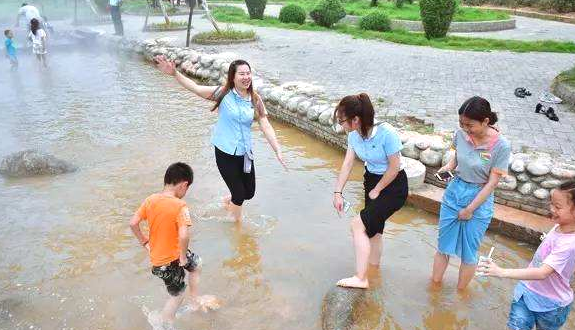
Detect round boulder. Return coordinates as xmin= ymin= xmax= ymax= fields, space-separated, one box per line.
xmin=526 ymin=161 xmax=551 ymax=176
xmin=401 ymin=141 xmax=420 ymax=160
xmin=534 ymin=188 xmax=550 ymax=200
xmin=0 ymin=150 xmax=77 ymax=177
xmin=497 ymin=175 xmax=517 ymax=191
xmin=419 ymin=149 xmax=442 ymax=167
xmin=402 ymin=157 xmax=426 ymax=189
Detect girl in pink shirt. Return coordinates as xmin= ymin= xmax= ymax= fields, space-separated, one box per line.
xmin=479 ymin=181 xmax=575 ymax=330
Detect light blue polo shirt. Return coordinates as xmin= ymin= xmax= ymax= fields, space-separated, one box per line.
xmin=211 ymin=88 xmax=254 ymax=156
xmin=347 ymin=124 xmax=403 ymax=175
xmin=452 ymin=129 xmax=511 ymax=184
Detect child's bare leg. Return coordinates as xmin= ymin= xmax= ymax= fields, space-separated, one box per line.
xmin=457 ymin=263 xmax=476 ymax=291
xmin=161 ymin=293 xmax=185 ymax=323
xmin=337 ymin=215 xmax=369 ymax=289
xmin=431 ymin=252 xmax=449 ymax=284
xmin=368 ymin=234 xmax=382 ymax=266
xmin=186 ymin=269 xmax=200 ymax=309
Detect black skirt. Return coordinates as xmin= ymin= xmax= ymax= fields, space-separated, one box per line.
xmin=360 ymin=169 xmax=408 ymax=238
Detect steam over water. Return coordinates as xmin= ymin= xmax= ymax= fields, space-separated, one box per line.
xmin=0 ymin=43 xmax=573 ymax=330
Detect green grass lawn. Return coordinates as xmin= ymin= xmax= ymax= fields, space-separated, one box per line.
xmin=207 ymin=0 xmax=509 ymax=21
xmin=212 ymin=6 xmax=575 ymax=53
xmin=285 ymin=0 xmax=509 ymax=22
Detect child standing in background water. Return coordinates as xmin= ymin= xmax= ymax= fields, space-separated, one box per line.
xmin=28 ymin=18 xmax=47 ymax=69
xmin=479 ymin=181 xmax=575 ymax=330
xmin=4 ymin=30 xmax=18 ymax=71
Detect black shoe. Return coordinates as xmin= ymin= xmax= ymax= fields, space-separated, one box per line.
xmin=535 ymin=103 xmax=543 ymax=113
xmin=546 ymin=107 xmax=559 ymax=122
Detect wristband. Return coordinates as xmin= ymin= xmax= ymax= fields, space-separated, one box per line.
xmin=334 ymin=191 xmax=342 ymax=194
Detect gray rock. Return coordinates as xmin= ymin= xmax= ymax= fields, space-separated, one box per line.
xmin=419 ymin=149 xmax=442 ymax=167
xmin=541 ymin=179 xmax=562 ymax=189
xmin=534 ymin=188 xmax=550 ymax=200
xmin=497 ymin=175 xmax=517 ymax=191
xmin=268 ymin=88 xmax=284 ymax=104
xmin=319 ymin=109 xmax=334 ymax=126
xmin=0 ymin=150 xmax=77 ymax=177
xmin=285 ymin=97 xmax=304 ymax=112
xmin=430 ymin=141 xmax=447 ymax=152
xmin=280 ymin=92 xmax=293 ymax=106
xmin=209 ymin=70 xmax=220 ymax=80
xmin=511 ymin=159 xmax=525 ymax=173
xmin=307 ymin=105 xmax=325 ymax=121
xmin=519 ymin=182 xmax=536 ymax=195
xmin=516 ymin=173 xmax=530 ymax=182
xmin=526 ymin=161 xmax=551 ymax=176
xmin=199 ymin=55 xmax=214 ymax=67
xmin=403 ymin=157 xmax=426 ymax=189
xmin=399 ymin=132 xmax=410 ymax=144
xmin=442 ymin=150 xmax=455 ymax=167
xmin=415 ymin=139 xmax=430 ymax=150
xmin=531 ymin=175 xmax=547 ymax=183
xmin=551 ymin=167 xmax=575 ymax=180
xmin=321 ymin=287 xmax=366 ymax=330
xmin=297 ymin=101 xmax=313 ymax=115
xmin=401 ymin=141 xmax=420 ymax=160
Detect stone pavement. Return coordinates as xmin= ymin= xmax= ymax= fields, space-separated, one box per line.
xmin=93 ymin=13 xmax=575 ymax=159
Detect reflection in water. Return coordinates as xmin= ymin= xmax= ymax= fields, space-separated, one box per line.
xmin=1 ymin=50 xmax=573 ymax=330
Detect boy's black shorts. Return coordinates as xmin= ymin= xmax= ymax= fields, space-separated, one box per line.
xmin=151 ymin=250 xmax=201 ymax=297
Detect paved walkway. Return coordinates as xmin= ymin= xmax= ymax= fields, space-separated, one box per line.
xmin=92 ymin=13 xmax=575 ymax=158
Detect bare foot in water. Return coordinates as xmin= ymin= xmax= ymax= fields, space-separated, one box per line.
xmin=336 ymin=276 xmax=368 ymax=289
xmin=181 ymin=295 xmax=221 ymax=314
xmin=222 ymin=195 xmax=232 ymax=211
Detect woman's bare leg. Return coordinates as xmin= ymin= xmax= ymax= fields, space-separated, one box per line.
xmin=337 ymin=215 xmax=370 ymax=289
xmin=431 ymin=252 xmax=449 ymax=284
xmin=368 ymin=234 xmax=382 ymax=266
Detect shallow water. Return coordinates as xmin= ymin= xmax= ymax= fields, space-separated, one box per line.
xmin=0 ymin=50 xmax=572 ymax=330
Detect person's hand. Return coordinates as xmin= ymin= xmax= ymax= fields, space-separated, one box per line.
xmin=458 ymin=207 xmax=474 ymax=221
xmin=477 ymin=259 xmax=504 ymax=277
xmin=368 ymin=188 xmax=380 ymax=200
xmin=275 ymin=149 xmax=288 ymax=170
xmin=179 ymin=255 xmax=188 ymax=267
xmin=155 ymin=55 xmax=176 ymax=76
xmin=333 ymin=193 xmax=344 ymax=214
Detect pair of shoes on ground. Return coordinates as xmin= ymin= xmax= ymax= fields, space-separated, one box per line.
xmin=536 ymin=103 xmax=559 ymax=122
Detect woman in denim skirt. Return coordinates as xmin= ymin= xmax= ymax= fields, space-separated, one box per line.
xmin=431 ymin=96 xmax=511 ymax=290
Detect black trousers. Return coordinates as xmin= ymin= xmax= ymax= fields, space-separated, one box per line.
xmin=215 ymin=147 xmax=256 ymax=206
xmin=110 ymin=6 xmax=124 ymax=36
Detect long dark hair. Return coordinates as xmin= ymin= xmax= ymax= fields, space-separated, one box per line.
xmin=30 ymin=18 xmax=40 ymax=36
xmin=458 ymin=96 xmax=498 ymax=126
xmin=211 ymin=59 xmax=265 ymax=119
xmin=334 ymin=93 xmax=374 ymax=138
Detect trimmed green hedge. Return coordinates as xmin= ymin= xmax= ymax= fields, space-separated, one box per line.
xmin=359 ymin=11 xmax=391 ymax=31
xmin=420 ymin=0 xmax=456 ymax=39
xmin=309 ymin=0 xmax=346 ymax=28
xmin=279 ymin=4 xmax=307 ymax=24
xmin=246 ymin=0 xmax=267 ymax=19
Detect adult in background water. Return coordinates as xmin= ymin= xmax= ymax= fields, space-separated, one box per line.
xmin=431 ymin=96 xmax=511 ymax=290
xmin=15 ymin=3 xmax=42 ymax=32
xmin=109 ymin=0 xmax=124 ymax=36
xmin=155 ymin=56 xmax=286 ymax=222
xmin=333 ymin=93 xmax=408 ymax=289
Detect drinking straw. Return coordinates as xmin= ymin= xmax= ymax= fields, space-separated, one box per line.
xmin=487 ymin=246 xmax=495 ymax=260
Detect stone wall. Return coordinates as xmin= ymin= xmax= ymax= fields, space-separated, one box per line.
xmin=101 ymin=35 xmax=575 ymax=216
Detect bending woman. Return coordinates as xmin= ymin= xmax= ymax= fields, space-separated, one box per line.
xmin=431 ymin=96 xmax=511 ymax=290
xmin=156 ymin=57 xmax=286 ymax=222
xmin=333 ymin=93 xmax=408 ymax=289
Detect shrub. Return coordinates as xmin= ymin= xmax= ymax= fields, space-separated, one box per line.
xmin=309 ymin=0 xmax=346 ymax=28
xmin=540 ymin=0 xmax=575 ymax=12
xmin=420 ymin=0 xmax=456 ymax=39
xmin=395 ymin=0 xmax=405 ymax=8
xmin=279 ymin=4 xmax=307 ymax=24
xmin=359 ymin=11 xmax=392 ymax=31
xmin=245 ymin=0 xmax=267 ymax=19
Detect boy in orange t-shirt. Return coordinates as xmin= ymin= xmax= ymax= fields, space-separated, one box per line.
xmin=130 ymin=162 xmax=202 ymax=325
